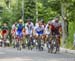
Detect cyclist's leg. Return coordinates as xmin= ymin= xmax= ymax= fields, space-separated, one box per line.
xmin=19 ymin=31 xmax=23 ymax=49
xmin=42 ymin=34 xmax=47 ymax=43
xmin=22 ymin=33 xmax=26 ymax=48
xmin=55 ymin=31 xmax=60 ymax=51
xmin=2 ymin=30 xmax=7 ymax=47
xmin=2 ymin=34 xmax=4 ymax=47
xmin=35 ymin=33 xmax=39 ymax=49
xmin=16 ymin=31 xmax=20 ymax=48
xmin=12 ymin=33 xmax=15 ymax=47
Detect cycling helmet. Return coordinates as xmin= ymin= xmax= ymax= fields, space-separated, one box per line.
xmin=19 ymin=19 xmax=23 ymax=23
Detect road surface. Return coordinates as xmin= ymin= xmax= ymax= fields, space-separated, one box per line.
xmin=0 ymin=47 xmax=75 ymax=61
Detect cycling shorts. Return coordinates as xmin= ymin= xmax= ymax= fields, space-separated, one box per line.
xmin=2 ymin=30 xmax=7 ymax=36
xmin=36 ymin=31 xmax=44 ymax=36
xmin=16 ymin=30 xmax=23 ymax=37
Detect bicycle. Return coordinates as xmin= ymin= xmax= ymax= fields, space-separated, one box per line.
xmin=50 ymin=34 xmax=59 ymax=54
xmin=47 ymin=34 xmax=52 ymax=53
xmin=16 ymin=35 xmax=23 ymax=50
xmin=2 ymin=31 xmax=8 ymax=47
xmin=27 ymin=34 xmax=34 ymax=50
xmin=36 ymin=34 xmax=44 ymax=51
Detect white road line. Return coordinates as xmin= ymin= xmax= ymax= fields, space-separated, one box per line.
xmin=0 ymin=58 xmax=33 ymax=61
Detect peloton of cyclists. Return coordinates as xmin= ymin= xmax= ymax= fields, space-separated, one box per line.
xmin=0 ymin=17 xmax=62 ymax=52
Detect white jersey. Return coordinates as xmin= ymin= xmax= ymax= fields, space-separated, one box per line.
xmin=11 ymin=24 xmax=16 ymax=36
xmin=45 ymin=24 xmax=51 ymax=35
xmin=35 ymin=23 xmax=39 ymax=27
xmin=35 ymin=22 xmax=45 ymax=28
xmin=25 ymin=22 xmax=34 ymax=35
xmin=12 ymin=24 xmax=16 ymax=30
xmin=34 ymin=26 xmax=44 ymax=32
xmin=51 ymin=20 xmax=61 ymax=28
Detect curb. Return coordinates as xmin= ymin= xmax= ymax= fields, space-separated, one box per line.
xmin=60 ymin=47 xmax=75 ymax=54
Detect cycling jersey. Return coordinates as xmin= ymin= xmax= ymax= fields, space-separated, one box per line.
xmin=35 ymin=23 xmax=39 ymax=27
xmin=11 ymin=24 xmax=16 ymax=33
xmin=35 ymin=26 xmax=44 ymax=35
xmin=25 ymin=22 xmax=34 ymax=35
xmin=51 ymin=21 xmax=61 ymax=35
xmin=1 ymin=26 xmax=8 ymax=30
xmin=16 ymin=24 xmax=24 ymax=37
xmin=1 ymin=26 xmax=8 ymax=35
xmin=17 ymin=24 xmax=24 ymax=31
xmin=45 ymin=24 xmax=51 ymax=35
xmin=11 ymin=24 xmax=17 ymax=38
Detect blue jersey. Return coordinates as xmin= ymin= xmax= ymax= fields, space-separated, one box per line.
xmin=16 ymin=24 xmax=24 ymax=37
xmin=17 ymin=24 xmax=24 ymax=32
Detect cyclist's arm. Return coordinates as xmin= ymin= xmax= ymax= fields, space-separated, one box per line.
xmin=33 ymin=26 xmax=37 ymax=35
xmin=6 ymin=27 xmax=9 ymax=34
xmin=59 ymin=25 xmax=62 ymax=33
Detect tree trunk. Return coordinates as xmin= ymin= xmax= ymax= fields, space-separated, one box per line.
xmin=22 ymin=0 xmax=24 ymax=21
xmin=61 ymin=2 xmax=67 ymax=47
xmin=36 ymin=0 xmax=38 ymax=22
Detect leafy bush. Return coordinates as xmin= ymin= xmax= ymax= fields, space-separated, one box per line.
xmin=65 ymin=22 xmax=75 ymax=49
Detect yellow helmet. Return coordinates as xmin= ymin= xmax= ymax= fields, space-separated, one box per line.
xmin=19 ymin=19 xmax=23 ymax=23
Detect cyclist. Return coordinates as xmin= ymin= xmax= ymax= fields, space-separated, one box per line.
xmin=25 ymin=19 xmax=34 ymax=49
xmin=40 ymin=20 xmax=46 ymax=43
xmin=25 ymin=19 xmax=34 ymax=36
xmin=34 ymin=21 xmax=44 ymax=38
xmin=34 ymin=21 xmax=44 ymax=50
xmin=41 ymin=20 xmax=46 ymax=28
xmin=16 ymin=19 xmax=24 ymax=49
xmin=35 ymin=21 xmax=39 ymax=27
xmin=16 ymin=19 xmax=24 ymax=38
xmin=44 ymin=21 xmax=51 ymax=42
xmin=50 ymin=17 xmax=62 ymax=51
xmin=11 ymin=22 xmax=17 ymax=47
xmin=1 ymin=23 xmax=9 ymax=47
xmin=11 ymin=22 xmax=17 ymax=38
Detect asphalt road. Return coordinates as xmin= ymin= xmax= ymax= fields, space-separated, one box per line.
xmin=0 ymin=47 xmax=75 ymax=61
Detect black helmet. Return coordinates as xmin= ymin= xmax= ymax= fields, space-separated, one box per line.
xmin=27 ymin=18 xmax=32 ymax=22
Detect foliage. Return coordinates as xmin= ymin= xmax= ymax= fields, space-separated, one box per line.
xmin=65 ymin=21 xmax=75 ymax=49
xmin=0 ymin=0 xmax=75 ymax=48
